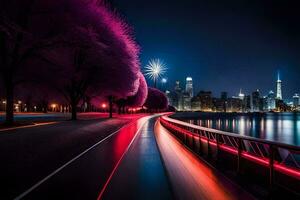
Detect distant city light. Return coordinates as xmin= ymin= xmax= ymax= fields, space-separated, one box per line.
xmin=102 ymin=103 xmax=107 ymax=108
xmin=144 ymin=58 xmax=167 ymax=88
xmin=162 ymin=78 xmax=167 ymax=83
xmin=186 ymin=77 xmax=192 ymax=81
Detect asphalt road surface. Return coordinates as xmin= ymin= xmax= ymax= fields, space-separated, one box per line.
xmin=0 ymin=114 xmax=145 ymax=199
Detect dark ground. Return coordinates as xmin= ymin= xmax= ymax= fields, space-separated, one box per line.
xmin=0 ymin=113 xmax=145 ymax=199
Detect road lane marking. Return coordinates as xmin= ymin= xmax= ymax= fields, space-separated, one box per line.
xmin=14 ymin=116 xmax=152 ymax=200
xmin=0 ymin=122 xmax=59 ymax=132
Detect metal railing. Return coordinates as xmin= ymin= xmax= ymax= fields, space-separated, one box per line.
xmin=160 ymin=115 xmax=300 ymax=192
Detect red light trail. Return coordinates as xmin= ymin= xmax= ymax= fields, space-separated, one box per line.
xmin=154 ymin=120 xmax=254 ymax=200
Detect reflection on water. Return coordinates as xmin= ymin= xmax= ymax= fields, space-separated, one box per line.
xmin=184 ymin=113 xmax=300 ymax=146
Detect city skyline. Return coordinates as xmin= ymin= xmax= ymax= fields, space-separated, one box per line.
xmin=164 ymin=71 xmax=298 ymax=102
xmin=166 ymin=72 xmax=299 ymax=112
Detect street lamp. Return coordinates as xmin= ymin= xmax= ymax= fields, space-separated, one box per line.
xmin=51 ymin=104 xmax=57 ymax=112
xmin=2 ymin=100 xmax=6 ymax=111
xmin=161 ymin=78 xmax=167 ymax=91
xmin=102 ymin=103 xmax=107 ymax=112
xmin=144 ymin=58 xmax=166 ymax=88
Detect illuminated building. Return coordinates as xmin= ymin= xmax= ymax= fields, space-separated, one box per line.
xmin=220 ymin=92 xmax=228 ymax=112
xmin=267 ymin=90 xmax=276 ymax=110
xmin=293 ymin=93 xmax=300 ymax=107
xmin=165 ymin=90 xmax=172 ymax=105
xmin=262 ymin=96 xmax=268 ymax=111
xmin=238 ymin=89 xmax=245 ymax=100
xmin=175 ymin=80 xmax=181 ymax=93
xmin=231 ymin=89 xmax=246 ymax=112
xmin=251 ymin=89 xmax=260 ymax=112
xmin=276 ymin=72 xmax=282 ymax=100
xmin=197 ymin=91 xmax=213 ymax=111
xmin=170 ymin=80 xmax=183 ymax=111
xmin=191 ymin=96 xmax=201 ymax=111
xmin=227 ymin=98 xmax=242 ymax=112
xmin=213 ymin=98 xmax=226 ymax=112
xmin=182 ymin=92 xmax=192 ymax=111
xmin=244 ymin=95 xmax=251 ymax=112
xmin=185 ymin=77 xmax=193 ymax=97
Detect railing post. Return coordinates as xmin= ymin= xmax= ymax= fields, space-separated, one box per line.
xmin=192 ymin=129 xmax=195 ymax=150
xmin=237 ymin=138 xmax=242 ymax=174
xmin=216 ymin=134 xmax=219 ymax=159
xmin=198 ymin=130 xmax=202 ymax=155
xmin=184 ymin=127 xmax=187 ymax=145
xmin=269 ymin=144 xmax=274 ymax=194
xmin=207 ymin=131 xmax=211 ymax=158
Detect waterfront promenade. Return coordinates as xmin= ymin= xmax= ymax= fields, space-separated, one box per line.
xmin=0 ymin=113 xmax=300 ymax=199
xmin=0 ymin=113 xmax=258 ymax=199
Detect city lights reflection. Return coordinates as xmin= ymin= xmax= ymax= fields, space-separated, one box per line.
xmin=189 ymin=113 xmax=300 ymax=146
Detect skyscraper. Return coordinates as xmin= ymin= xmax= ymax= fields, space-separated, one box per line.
xmin=175 ymin=80 xmax=181 ymax=92
xmin=276 ymin=72 xmax=282 ymax=100
xmin=238 ymin=89 xmax=245 ymax=100
xmin=293 ymin=94 xmax=300 ymax=107
xmin=198 ymin=91 xmax=213 ymax=111
xmin=185 ymin=77 xmax=193 ymax=97
xmin=267 ymin=90 xmax=276 ymax=110
xmin=251 ymin=89 xmax=260 ymax=112
xmin=221 ymin=92 xmax=228 ymax=100
xmin=174 ymin=81 xmax=183 ymax=111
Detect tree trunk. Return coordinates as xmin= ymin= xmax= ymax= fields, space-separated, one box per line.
xmin=5 ymin=82 xmax=14 ymax=125
xmin=108 ymin=96 xmax=113 ymax=118
xmin=71 ymin=100 xmax=77 ymax=120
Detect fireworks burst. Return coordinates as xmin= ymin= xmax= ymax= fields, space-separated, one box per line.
xmin=144 ymin=59 xmax=167 ymax=82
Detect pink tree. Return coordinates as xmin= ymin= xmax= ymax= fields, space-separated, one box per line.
xmin=115 ymin=73 xmax=148 ymax=114
xmin=37 ymin=0 xmax=141 ymax=119
xmin=1 ymin=0 xmax=141 ymax=121
xmin=82 ymin=1 xmax=141 ymax=118
xmin=126 ymin=73 xmax=148 ymax=107
xmin=144 ymin=87 xmax=168 ymax=112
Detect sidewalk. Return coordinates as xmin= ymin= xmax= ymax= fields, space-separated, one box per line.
xmin=101 ymin=116 xmax=173 ymax=200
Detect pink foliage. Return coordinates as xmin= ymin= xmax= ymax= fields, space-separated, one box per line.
xmin=144 ymin=87 xmax=168 ymax=110
xmin=126 ymin=72 xmax=148 ymax=107
xmin=1 ymin=0 xmax=142 ymax=112
xmin=17 ymin=0 xmax=141 ymax=104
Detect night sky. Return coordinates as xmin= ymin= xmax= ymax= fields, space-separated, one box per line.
xmin=112 ymin=0 xmax=300 ymax=100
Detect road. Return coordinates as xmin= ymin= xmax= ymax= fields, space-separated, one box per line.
xmin=0 ymin=113 xmax=146 ymax=199
xmin=0 ymin=112 xmax=119 ymax=123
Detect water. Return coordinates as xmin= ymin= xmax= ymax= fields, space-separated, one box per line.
xmin=172 ymin=112 xmax=300 ymax=146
